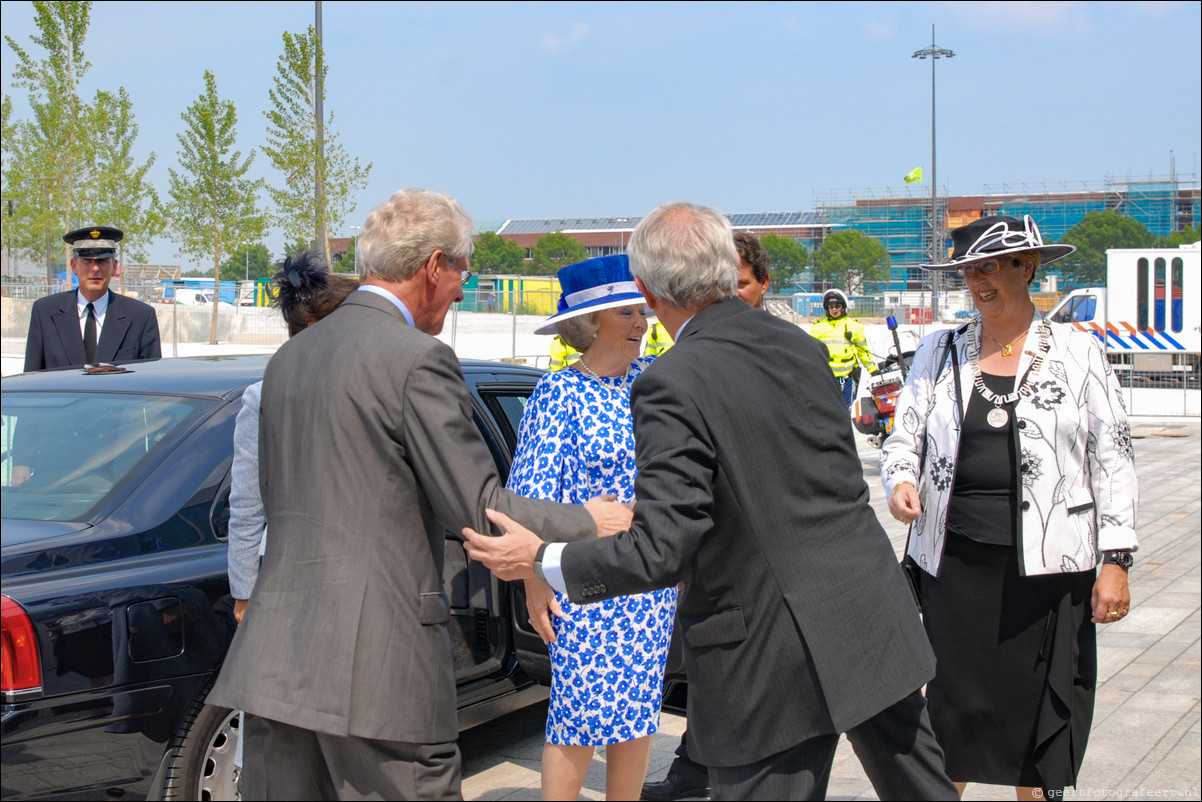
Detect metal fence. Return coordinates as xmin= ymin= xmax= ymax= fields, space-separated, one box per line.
xmin=1109 ymin=352 xmax=1201 ymax=417
xmin=5 ymin=279 xmax=1197 ymax=417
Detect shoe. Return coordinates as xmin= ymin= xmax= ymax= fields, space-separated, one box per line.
xmin=640 ymin=765 xmax=710 ymax=800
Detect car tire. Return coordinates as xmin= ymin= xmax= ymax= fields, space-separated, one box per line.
xmin=159 ymin=694 xmax=242 ymax=802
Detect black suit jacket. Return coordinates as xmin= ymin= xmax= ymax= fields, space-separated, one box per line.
xmin=560 ymin=297 xmax=935 ymax=768
xmin=24 ymin=290 xmax=161 ymax=372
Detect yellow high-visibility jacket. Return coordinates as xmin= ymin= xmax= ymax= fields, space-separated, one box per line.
xmin=643 ymin=322 xmax=675 ymax=357
xmin=549 ymin=336 xmax=581 ymax=371
xmin=809 ymin=315 xmax=876 ymax=378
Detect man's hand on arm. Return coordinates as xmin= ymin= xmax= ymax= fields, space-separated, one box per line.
xmin=463 ymin=508 xmax=544 ymax=581
xmin=585 ymin=494 xmax=633 ymax=538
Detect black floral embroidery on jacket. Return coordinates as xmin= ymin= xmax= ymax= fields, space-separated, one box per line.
xmin=1021 ymin=448 xmax=1043 ymax=488
xmin=1109 ymin=421 xmax=1134 ymax=462
xmin=929 ymin=454 xmax=954 ymax=491
xmin=883 ymin=460 xmax=915 ymax=482
xmin=1029 ymin=380 xmax=1066 ymax=411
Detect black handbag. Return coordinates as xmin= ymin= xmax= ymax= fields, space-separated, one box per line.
xmin=901 ymin=549 xmax=922 ymax=611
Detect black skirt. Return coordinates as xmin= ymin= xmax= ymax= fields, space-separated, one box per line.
xmin=919 ymin=531 xmax=1097 ymax=790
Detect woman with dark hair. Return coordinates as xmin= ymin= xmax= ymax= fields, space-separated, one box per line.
xmin=228 ymin=250 xmax=358 ymax=623
xmin=882 ymin=215 xmax=1138 ymax=800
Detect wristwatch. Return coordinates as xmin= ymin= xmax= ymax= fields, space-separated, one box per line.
xmin=1103 ymin=550 xmax=1134 ymax=571
xmin=533 ymin=542 xmax=549 ymax=581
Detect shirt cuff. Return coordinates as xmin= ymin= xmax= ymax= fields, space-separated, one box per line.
xmin=541 ymin=542 xmax=569 ymax=594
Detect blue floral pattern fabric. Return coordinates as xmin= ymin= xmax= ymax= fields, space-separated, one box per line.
xmin=508 ymin=356 xmax=677 ymax=745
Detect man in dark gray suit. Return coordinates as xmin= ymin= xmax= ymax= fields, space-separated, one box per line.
xmin=466 ymin=202 xmax=957 ymax=800
xmin=208 ymin=189 xmax=625 ymax=800
xmin=24 ymin=225 xmax=161 ymax=372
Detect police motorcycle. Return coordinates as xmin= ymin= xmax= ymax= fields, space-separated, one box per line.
xmin=852 ymin=316 xmax=914 ymax=449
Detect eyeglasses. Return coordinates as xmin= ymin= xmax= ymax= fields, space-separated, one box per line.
xmin=460 ymin=269 xmax=473 ymax=286
xmin=956 ymin=259 xmax=1004 ymax=278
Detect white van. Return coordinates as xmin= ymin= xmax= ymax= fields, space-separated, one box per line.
xmin=173 ymin=289 xmax=212 ymax=305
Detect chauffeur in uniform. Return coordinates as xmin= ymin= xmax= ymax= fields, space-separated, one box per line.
xmin=24 ymin=225 xmax=161 ymax=372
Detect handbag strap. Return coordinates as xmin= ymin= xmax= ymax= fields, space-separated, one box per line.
xmin=907 ymin=326 xmax=965 ymax=560
xmin=918 ymin=327 xmax=961 ymax=470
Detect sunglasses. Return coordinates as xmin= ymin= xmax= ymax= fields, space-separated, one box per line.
xmin=460 ymin=270 xmax=473 ymax=286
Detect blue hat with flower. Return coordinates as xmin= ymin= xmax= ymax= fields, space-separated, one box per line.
xmin=533 ymin=254 xmax=650 ymax=335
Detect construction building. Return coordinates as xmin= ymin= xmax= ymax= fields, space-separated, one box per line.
xmin=492 ymin=174 xmax=1200 ymax=293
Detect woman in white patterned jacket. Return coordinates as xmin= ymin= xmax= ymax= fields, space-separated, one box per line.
xmin=881 ymin=215 xmax=1138 ymax=802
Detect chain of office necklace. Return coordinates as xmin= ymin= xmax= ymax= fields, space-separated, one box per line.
xmin=577 ymin=355 xmax=629 ymax=383
xmin=967 ymin=319 xmax=1049 ymax=428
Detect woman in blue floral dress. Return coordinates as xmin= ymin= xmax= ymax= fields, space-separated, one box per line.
xmin=509 ymin=255 xmax=677 ymax=800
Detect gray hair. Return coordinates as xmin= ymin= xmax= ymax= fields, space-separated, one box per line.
xmin=357 ymin=188 xmax=475 ymax=282
xmin=556 ymin=313 xmax=600 ymax=352
xmin=627 ymin=202 xmax=737 ymax=309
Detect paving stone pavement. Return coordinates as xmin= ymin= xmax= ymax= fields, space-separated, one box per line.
xmin=460 ymin=416 xmax=1201 ymax=801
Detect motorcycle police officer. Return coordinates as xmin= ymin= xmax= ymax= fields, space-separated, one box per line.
xmin=809 ymin=289 xmax=876 ymax=407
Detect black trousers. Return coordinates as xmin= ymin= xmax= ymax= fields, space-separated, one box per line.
xmin=671 ymin=728 xmax=709 ymax=777
xmin=242 ymin=714 xmax=461 ymax=801
xmin=708 ymin=689 xmax=957 ymax=801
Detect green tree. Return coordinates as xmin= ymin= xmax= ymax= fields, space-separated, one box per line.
xmin=813 ymin=229 xmax=891 ymax=295
xmin=472 ymin=231 xmax=527 ymax=274
xmin=263 ymin=26 xmax=371 ymax=268
xmin=531 ymin=231 xmax=587 ymax=275
xmin=168 ymin=70 xmax=268 ymax=343
xmin=759 ymin=233 xmax=810 ymax=288
xmin=1156 ymin=225 xmax=1200 ymax=249
xmin=77 ymin=87 xmax=165 ymax=266
xmin=4 ymin=0 xmax=93 ymax=280
xmin=220 ymin=242 xmax=273 ymax=282
xmin=2 ymin=95 xmax=15 ymax=259
xmin=1057 ymin=211 xmax=1155 ymax=286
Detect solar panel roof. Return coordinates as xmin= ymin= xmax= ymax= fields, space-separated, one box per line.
xmin=496 ymin=211 xmax=822 ymax=236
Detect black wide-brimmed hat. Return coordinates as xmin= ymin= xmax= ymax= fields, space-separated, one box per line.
xmin=64 ymin=225 xmax=124 ymax=259
xmin=920 ymin=215 xmax=1075 ymax=270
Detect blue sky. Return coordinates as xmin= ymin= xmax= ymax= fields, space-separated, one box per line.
xmin=3 ymin=0 xmax=1200 ymax=270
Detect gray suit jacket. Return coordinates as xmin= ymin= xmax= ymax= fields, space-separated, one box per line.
xmin=209 ymin=291 xmax=595 ymax=743
xmin=559 ymin=298 xmax=936 ymax=768
xmin=24 ymin=290 xmax=161 ymax=371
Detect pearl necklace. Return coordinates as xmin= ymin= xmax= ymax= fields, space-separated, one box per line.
xmin=577 ymin=355 xmax=629 ymax=383
xmin=967 ymin=319 xmax=1049 ymax=428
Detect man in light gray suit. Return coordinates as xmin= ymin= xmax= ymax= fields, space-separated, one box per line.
xmin=208 ymin=189 xmax=625 ymax=800
xmin=466 ymin=202 xmax=958 ymax=800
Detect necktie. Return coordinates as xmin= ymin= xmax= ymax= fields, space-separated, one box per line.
xmin=84 ymin=303 xmax=97 ymax=363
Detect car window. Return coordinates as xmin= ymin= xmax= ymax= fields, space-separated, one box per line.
xmin=1 ymin=392 xmax=215 ymax=523
xmin=478 ymin=387 xmax=534 ymax=451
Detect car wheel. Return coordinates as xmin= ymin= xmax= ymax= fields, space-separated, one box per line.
xmin=160 ymin=699 xmax=242 ymax=801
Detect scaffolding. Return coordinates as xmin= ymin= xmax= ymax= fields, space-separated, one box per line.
xmin=813 ymin=175 xmax=1201 ymax=295
xmin=981 ymin=174 xmax=1200 ymax=240
xmin=815 ymin=184 xmax=946 ymax=291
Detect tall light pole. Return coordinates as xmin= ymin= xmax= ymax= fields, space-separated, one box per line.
xmin=315 ymin=1 xmax=328 ymax=267
xmin=913 ymin=24 xmax=954 ymax=323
